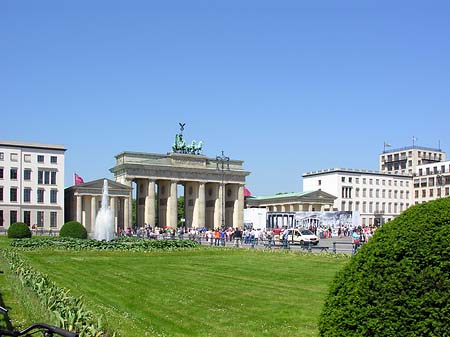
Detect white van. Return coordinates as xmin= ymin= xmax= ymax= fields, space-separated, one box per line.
xmin=281 ymin=228 xmax=319 ymax=245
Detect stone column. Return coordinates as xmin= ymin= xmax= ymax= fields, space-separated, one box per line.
xmin=233 ymin=185 xmax=241 ymax=229
xmin=215 ymin=183 xmax=223 ymax=229
xmin=124 ymin=197 xmax=129 ymax=229
xmin=76 ymin=195 xmax=82 ymax=223
xmin=167 ymin=180 xmax=178 ymax=228
xmin=110 ymin=197 xmax=117 ymax=231
xmin=90 ymin=196 xmax=97 ymax=233
xmin=281 ymin=205 xmax=286 ymax=212
xmin=197 ymin=182 xmax=206 ymax=228
xmin=126 ymin=179 xmax=133 ymax=229
xmin=145 ymin=180 xmax=156 ymax=228
xmin=237 ymin=184 xmax=244 ymax=229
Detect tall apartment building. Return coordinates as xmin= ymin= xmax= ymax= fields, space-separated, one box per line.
xmin=0 ymin=141 xmax=66 ymax=229
xmin=303 ymin=168 xmax=412 ymax=227
xmin=380 ymin=146 xmax=445 ymax=175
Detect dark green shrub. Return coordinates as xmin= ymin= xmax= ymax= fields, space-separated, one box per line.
xmin=59 ymin=221 xmax=87 ymax=239
xmin=319 ymin=197 xmax=450 ymax=337
xmin=7 ymin=222 xmax=32 ymax=238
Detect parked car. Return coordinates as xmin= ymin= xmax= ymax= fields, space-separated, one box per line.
xmin=279 ymin=228 xmax=319 ymax=245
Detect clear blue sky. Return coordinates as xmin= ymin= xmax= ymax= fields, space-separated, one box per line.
xmin=1 ymin=1 xmax=450 ymax=195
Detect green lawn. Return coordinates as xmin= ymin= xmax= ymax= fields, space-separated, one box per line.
xmin=14 ymin=248 xmax=347 ymax=337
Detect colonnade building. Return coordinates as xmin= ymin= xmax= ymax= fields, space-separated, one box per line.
xmin=110 ymin=151 xmax=250 ymax=230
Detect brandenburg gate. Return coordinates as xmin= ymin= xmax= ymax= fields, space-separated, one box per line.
xmin=109 ymin=125 xmax=250 ymax=230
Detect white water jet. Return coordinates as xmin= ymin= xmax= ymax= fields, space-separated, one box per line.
xmin=94 ymin=179 xmax=115 ymax=241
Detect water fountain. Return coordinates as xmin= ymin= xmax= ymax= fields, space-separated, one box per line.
xmin=94 ymin=179 xmax=115 ymax=241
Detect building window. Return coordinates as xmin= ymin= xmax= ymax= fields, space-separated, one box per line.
xmin=10 ymin=188 xmax=18 ymax=202
xmin=349 ymin=177 xmax=352 ymax=183
xmin=24 ymin=154 xmax=31 ymax=162
xmin=10 ymin=153 xmax=18 ymax=161
xmin=24 ymin=169 xmax=32 ymax=180
xmin=400 ymin=191 xmax=404 ymax=199
xmin=369 ymin=202 xmax=373 ymax=213
xmin=50 ymin=190 xmax=57 ymax=204
xmin=363 ymin=178 xmax=366 ymax=184
xmin=318 ymin=179 xmax=321 ymax=186
xmin=342 ymin=177 xmax=345 ymax=183
xmin=429 ymin=189 xmax=434 ymax=197
xmin=388 ymin=190 xmax=392 ymax=198
xmin=0 ymin=152 xmax=4 ymax=160
xmin=10 ymin=210 xmax=17 ymax=225
xmin=355 ymin=178 xmax=359 ymax=184
xmin=0 ymin=187 xmax=3 ymax=201
xmin=355 ymin=188 xmax=360 ymax=197
xmin=369 ymin=189 xmax=373 ymax=198
xmin=422 ymin=190 xmax=426 ymax=198
xmin=37 ymin=189 xmax=45 ymax=203
xmin=363 ymin=202 xmax=367 ymax=213
xmin=51 ymin=171 xmax=56 ymax=185
xmin=415 ymin=190 xmax=419 ymax=198
xmin=37 ymin=211 xmax=44 ymax=227
xmin=37 ymin=155 xmax=44 ymax=163
xmin=24 ymin=188 xmax=31 ymax=202
xmin=0 ymin=210 xmax=3 ymax=226
xmin=51 ymin=156 xmax=57 ymax=164
xmin=44 ymin=171 xmax=50 ymax=184
xmin=376 ymin=179 xmax=379 ymax=185
xmin=23 ymin=211 xmax=31 ymax=226
xmin=382 ymin=189 xmax=386 ymax=198
xmin=38 ymin=171 xmax=43 ymax=184
xmin=363 ymin=188 xmax=367 ymax=197
xmin=355 ymin=201 xmax=360 ymax=211
xmin=50 ymin=211 xmax=57 ymax=227
xmin=369 ymin=179 xmax=373 ymax=185
xmin=376 ymin=189 xmax=379 ymax=198
xmin=10 ymin=168 xmax=18 ymax=180
xmin=0 ymin=167 xmax=3 ymax=179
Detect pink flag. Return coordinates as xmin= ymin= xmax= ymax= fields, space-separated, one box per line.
xmin=74 ymin=173 xmax=84 ymax=185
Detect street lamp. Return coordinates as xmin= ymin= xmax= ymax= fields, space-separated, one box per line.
xmin=216 ymin=150 xmax=230 ymax=229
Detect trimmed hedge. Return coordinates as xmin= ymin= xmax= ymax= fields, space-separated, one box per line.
xmin=11 ymin=237 xmax=200 ymax=251
xmin=319 ymin=197 xmax=450 ymax=337
xmin=7 ymin=222 xmax=32 ymax=238
xmin=59 ymin=221 xmax=88 ymax=239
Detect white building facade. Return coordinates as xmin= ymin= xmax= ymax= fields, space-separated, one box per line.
xmin=303 ymin=168 xmax=412 ymax=227
xmin=380 ymin=146 xmax=445 ymax=175
xmin=413 ymin=160 xmax=450 ymax=203
xmin=0 ymin=141 xmax=65 ymax=230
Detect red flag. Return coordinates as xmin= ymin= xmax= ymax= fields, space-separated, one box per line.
xmin=244 ymin=186 xmax=251 ymax=197
xmin=74 ymin=173 xmax=84 ymax=185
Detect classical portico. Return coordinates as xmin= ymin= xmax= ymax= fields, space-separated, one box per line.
xmin=110 ymin=152 xmax=250 ymax=229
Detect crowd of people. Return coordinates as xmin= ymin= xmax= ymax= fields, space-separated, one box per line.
xmin=117 ymin=224 xmax=377 ymax=253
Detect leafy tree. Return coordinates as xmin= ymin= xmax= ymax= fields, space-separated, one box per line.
xmin=319 ymin=197 xmax=450 ymax=337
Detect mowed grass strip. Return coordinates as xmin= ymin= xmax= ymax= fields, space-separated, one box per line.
xmin=22 ymin=248 xmax=346 ymax=337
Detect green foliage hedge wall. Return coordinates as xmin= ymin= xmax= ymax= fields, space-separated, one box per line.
xmin=319 ymin=197 xmax=450 ymax=337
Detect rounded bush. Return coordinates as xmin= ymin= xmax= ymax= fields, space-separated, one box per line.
xmin=7 ymin=222 xmax=32 ymax=238
xmin=319 ymin=197 xmax=450 ymax=337
xmin=59 ymin=221 xmax=88 ymax=239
